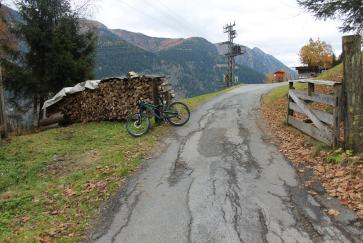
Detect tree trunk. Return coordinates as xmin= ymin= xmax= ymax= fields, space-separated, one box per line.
xmin=0 ymin=66 xmax=8 ymax=139
xmin=32 ymin=95 xmax=40 ymax=128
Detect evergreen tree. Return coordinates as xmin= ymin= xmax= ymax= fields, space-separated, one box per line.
xmin=332 ymin=53 xmax=337 ymax=66
xmin=297 ymin=0 xmax=363 ymax=33
xmin=331 ymin=53 xmax=343 ymax=67
xmin=13 ymin=0 xmax=96 ymax=97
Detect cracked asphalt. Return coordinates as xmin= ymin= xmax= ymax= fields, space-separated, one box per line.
xmin=92 ymin=84 xmax=363 ymax=243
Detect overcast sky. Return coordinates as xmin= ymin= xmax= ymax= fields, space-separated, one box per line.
xmin=90 ymin=0 xmax=345 ymax=67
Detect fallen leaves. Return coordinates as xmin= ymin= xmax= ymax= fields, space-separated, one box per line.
xmin=49 ymin=210 xmax=59 ymax=216
xmin=21 ymin=216 xmax=31 ymax=223
xmin=64 ymin=186 xmax=77 ymax=197
xmin=0 ymin=191 xmax=16 ymax=200
xmin=84 ymin=181 xmax=108 ymax=194
xmin=261 ymin=91 xmax=363 ymax=218
xmin=327 ymin=209 xmax=340 ymax=217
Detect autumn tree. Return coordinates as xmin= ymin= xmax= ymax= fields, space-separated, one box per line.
xmin=299 ymin=38 xmax=334 ymax=69
xmin=297 ymin=0 xmax=363 ymax=33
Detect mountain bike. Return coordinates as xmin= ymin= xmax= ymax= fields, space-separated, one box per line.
xmin=126 ymin=99 xmax=190 ymax=137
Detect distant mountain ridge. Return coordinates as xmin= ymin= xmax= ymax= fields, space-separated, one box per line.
xmin=111 ymin=29 xmax=184 ymax=52
xmin=107 ymin=27 xmax=295 ymax=77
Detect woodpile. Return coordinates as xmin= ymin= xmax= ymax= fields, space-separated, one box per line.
xmin=45 ymin=74 xmax=175 ymax=124
xmin=39 ymin=113 xmax=64 ymax=126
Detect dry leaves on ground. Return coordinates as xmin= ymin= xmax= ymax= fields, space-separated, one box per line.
xmin=261 ymin=94 xmax=363 ymax=218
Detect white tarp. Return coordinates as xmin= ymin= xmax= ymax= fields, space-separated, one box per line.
xmin=42 ymin=80 xmax=102 ymax=110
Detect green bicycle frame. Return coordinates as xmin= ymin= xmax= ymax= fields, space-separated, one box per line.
xmin=140 ymin=102 xmax=178 ymax=120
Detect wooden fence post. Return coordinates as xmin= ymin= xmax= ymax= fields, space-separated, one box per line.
xmin=342 ymin=35 xmax=363 ymax=153
xmin=333 ymin=84 xmax=342 ymax=148
xmin=287 ymin=81 xmax=295 ymax=124
xmin=308 ymin=82 xmax=315 ymax=96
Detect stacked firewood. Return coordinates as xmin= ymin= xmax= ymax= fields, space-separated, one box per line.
xmin=46 ymin=75 xmax=175 ymax=124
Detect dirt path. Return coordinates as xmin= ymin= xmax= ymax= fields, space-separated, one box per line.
xmin=92 ymin=84 xmax=363 ymax=243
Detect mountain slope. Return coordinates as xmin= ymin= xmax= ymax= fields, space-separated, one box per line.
xmin=157 ymin=37 xmax=265 ymax=95
xmin=79 ymin=20 xmax=164 ymax=79
xmin=111 ymin=29 xmax=183 ymax=52
xmin=239 ymin=47 xmax=288 ymax=73
xmin=96 ymin=43 xmax=161 ymax=78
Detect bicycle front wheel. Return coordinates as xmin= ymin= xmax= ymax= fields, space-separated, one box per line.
xmin=166 ymin=102 xmax=190 ymax=126
xmin=126 ymin=113 xmax=150 ymax=137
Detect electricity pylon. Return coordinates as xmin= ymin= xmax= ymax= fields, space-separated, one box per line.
xmin=222 ymin=22 xmax=244 ymax=87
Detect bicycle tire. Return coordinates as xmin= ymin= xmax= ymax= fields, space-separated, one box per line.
xmin=166 ymin=102 xmax=190 ymax=126
xmin=126 ymin=113 xmax=150 ymax=137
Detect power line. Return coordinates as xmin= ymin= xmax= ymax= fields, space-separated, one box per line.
xmin=119 ymin=0 xmax=198 ymax=38
xmin=118 ymin=0 xmax=189 ymax=36
xmin=141 ymin=0 xmax=196 ymax=37
xmin=152 ymin=0 xmax=197 ymax=36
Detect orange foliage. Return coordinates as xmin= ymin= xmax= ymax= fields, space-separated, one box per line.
xmin=299 ymin=38 xmax=333 ymax=69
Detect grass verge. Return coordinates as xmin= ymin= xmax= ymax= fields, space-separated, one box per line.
xmin=0 ymin=86 xmax=235 ymax=242
xmin=263 ymin=82 xmax=305 ymax=104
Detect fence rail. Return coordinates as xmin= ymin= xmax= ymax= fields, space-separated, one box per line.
xmin=287 ymin=79 xmax=342 ymax=147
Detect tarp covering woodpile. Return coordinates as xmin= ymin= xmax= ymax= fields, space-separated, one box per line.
xmin=43 ymin=72 xmax=175 ymax=124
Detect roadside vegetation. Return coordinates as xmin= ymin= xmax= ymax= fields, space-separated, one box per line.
xmin=317 ymin=64 xmax=343 ymax=81
xmin=317 ymin=53 xmax=362 ymax=82
xmin=261 ymin=70 xmax=363 ymax=218
xmin=0 ymin=87 xmax=235 ymax=242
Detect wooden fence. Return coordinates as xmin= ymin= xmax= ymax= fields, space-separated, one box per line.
xmin=287 ymin=79 xmax=342 ymax=147
xmin=286 ymin=35 xmax=362 ymax=152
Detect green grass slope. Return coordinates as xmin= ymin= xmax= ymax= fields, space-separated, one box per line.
xmin=317 ymin=64 xmax=343 ymax=81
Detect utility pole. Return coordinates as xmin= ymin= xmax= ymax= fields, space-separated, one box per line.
xmin=222 ymin=22 xmax=244 ymax=87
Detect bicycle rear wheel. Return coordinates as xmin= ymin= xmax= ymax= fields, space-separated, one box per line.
xmin=165 ymin=102 xmax=190 ymax=126
xmin=126 ymin=113 xmax=150 ymax=137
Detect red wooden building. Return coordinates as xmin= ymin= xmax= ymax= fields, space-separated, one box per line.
xmin=274 ymin=70 xmax=285 ymax=82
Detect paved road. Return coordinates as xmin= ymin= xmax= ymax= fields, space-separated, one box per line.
xmin=92 ymin=84 xmax=363 ymax=243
